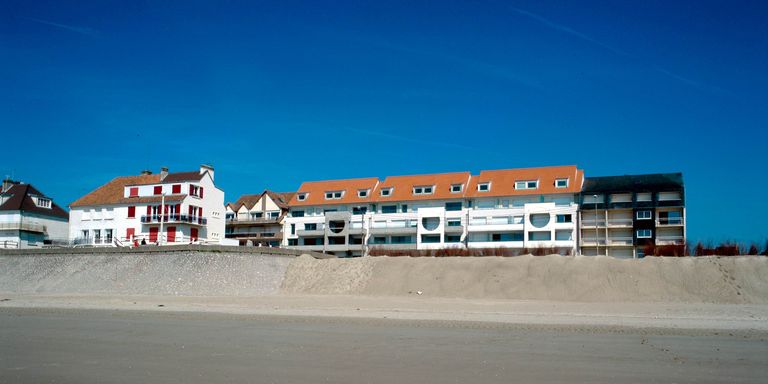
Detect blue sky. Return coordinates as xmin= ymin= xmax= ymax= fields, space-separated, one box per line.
xmin=1 ymin=1 xmax=766 ymax=243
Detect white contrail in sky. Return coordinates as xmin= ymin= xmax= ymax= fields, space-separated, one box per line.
xmin=20 ymin=16 xmax=99 ymax=37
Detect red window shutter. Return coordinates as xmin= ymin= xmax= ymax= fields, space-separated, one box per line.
xmin=175 ymin=204 xmax=181 ymax=215
xmin=172 ymin=184 xmax=181 ymax=194
xmin=129 ymin=187 xmax=138 ymax=197
xmin=164 ymin=204 xmax=169 ymax=214
xmin=189 ymin=185 xmax=194 ymax=195
xmin=154 ymin=186 xmax=162 ymax=195
xmin=146 ymin=205 xmax=152 ymax=215
xmin=200 ymin=187 xmax=204 ymax=198
xmin=126 ymin=228 xmax=135 ymax=240
xmin=128 ymin=206 xmax=136 ymax=218
xmin=189 ymin=205 xmax=194 ymax=216
xmin=199 ymin=207 xmax=202 ymax=217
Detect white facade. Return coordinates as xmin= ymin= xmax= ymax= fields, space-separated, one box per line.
xmin=282 ymin=197 xmax=579 ymax=256
xmin=68 ymin=166 xmax=225 ymax=246
xmin=0 ymin=211 xmax=69 ymax=248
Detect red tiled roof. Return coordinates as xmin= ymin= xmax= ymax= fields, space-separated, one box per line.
xmin=372 ymin=172 xmax=471 ymax=202
xmin=289 ymin=178 xmax=380 ymax=207
xmin=465 ymin=165 xmax=584 ymax=198
xmin=70 ymin=170 xmax=205 ymax=207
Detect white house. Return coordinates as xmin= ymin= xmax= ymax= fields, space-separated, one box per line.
xmin=68 ymin=165 xmax=225 ymax=246
xmin=225 ymin=190 xmax=294 ymax=246
xmin=282 ymin=166 xmax=584 ymax=256
xmin=0 ymin=179 xmax=69 ymax=248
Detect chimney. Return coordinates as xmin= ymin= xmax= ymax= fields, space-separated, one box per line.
xmin=140 ymin=170 xmax=152 ymax=176
xmin=200 ymin=164 xmax=214 ymax=181
xmin=2 ymin=178 xmax=19 ymax=193
xmin=160 ymin=167 xmax=169 ymax=181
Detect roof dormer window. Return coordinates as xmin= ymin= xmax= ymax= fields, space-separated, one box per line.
xmin=477 ymin=182 xmax=491 ymax=192
xmin=450 ymin=184 xmax=463 ymax=193
xmin=412 ymin=185 xmax=434 ymax=195
xmin=297 ymin=193 xmax=307 ymax=201
xmin=380 ymin=187 xmax=393 ymax=197
xmin=555 ymin=178 xmax=568 ymax=188
xmin=325 ymin=191 xmax=344 ymax=200
xmin=515 ymin=180 xmax=538 ymax=190
xmin=35 ymin=197 xmax=51 ymax=209
xmin=357 ymin=189 xmax=369 ymax=198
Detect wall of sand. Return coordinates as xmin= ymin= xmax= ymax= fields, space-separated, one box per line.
xmin=281 ymin=255 xmax=768 ymax=304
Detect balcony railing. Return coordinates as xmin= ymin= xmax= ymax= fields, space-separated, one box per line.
xmin=0 ymin=221 xmax=47 ymax=233
xmin=606 ymin=237 xmax=633 ymax=245
xmin=141 ymin=215 xmax=207 ymax=225
xmin=657 ymin=218 xmax=684 ymax=226
xmin=581 ymin=219 xmax=606 ymax=227
xmin=656 ymin=235 xmax=684 ymax=243
xmin=606 ymin=218 xmax=633 ymax=227
xmin=226 ymin=217 xmax=280 ymax=224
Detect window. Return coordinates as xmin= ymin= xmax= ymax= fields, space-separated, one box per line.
xmin=105 ymin=229 xmax=113 ymax=243
xmin=127 ymin=206 xmax=136 ymax=218
xmin=401 ymin=205 xmax=408 ymax=213
xmin=352 ymin=206 xmax=367 ymax=215
xmin=126 ymin=228 xmax=135 ymax=240
xmin=290 ymin=224 xmax=296 ymax=235
xmin=129 ymin=187 xmax=139 ymax=197
xmin=445 ymin=202 xmax=462 ymax=211
xmin=35 ymin=197 xmax=51 ymax=208
xmin=421 ymin=235 xmax=440 ymax=243
xmin=268 ymin=211 xmax=280 ymax=219
xmin=357 ymin=189 xmax=369 ymax=198
xmin=380 ymin=188 xmax=393 ymax=196
xmin=172 ymin=184 xmax=181 ymax=194
xmin=477 ymin=182 xmax=490 ymax=192
xmin=637 ymin=229 xmax=652 ymax=238
xmin=373 ymin=236 xmax=386 ymax=244
xmin=556 ymin=214 xmax=572 ymax=223
xmin=153 ymin=186 xmax=162 ymax=195
xmin=304 ymin=223 xmax=317 ymax=231
xmin=226 ymin=213 xmax=234 ymax=220
xmin=292 ymin=210 xmax=305 ymax=217
xmin=381 ymin=205 xmax=396 ymax=214
xmin=636 ymin=192 xmax=652 ymax=202
xmin=528 ymin=231 xmax=551 ymax=241
xmin=297 ymin=193 xmax=307 ymax=201
xmin=450 ymin=184 xmax=463 ymax=193
xmin=445 ymin=235 xmax=461 ymax=243
xmin=391 ymin=236 xmax=412 ymax=244
xmin=189 ymin=185 xmax=202 ymax=197
xmin=555 ymin=178 xmax=568 ymax=188
xmin=325 ymin=191 xmax=343 ymax=200
xmin=413 ymin=186 xmax=434 ymax=195
xmin=447 ymin=219 xmax=461 ymax=227
xmin=288 ymin=239 xmax=298 ymax=246
xmin=636 ymin=210 xmax=652 ymax=220
xmin=515 ymin=180 xmax=538 ymax=190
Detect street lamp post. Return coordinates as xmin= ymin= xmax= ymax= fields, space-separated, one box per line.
xmin=159 ymin=193 xmax=165 ymax=246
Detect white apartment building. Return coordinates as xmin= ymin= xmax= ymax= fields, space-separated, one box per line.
xmin=0 ymin=179 xmax=69 ymax=248
xmin=68 ymin=165 xmax=225 ymax=246
xmin=282 ymin=166 xmax=584 ymax=256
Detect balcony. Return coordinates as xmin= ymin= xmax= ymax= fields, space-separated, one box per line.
xmin=606 ymin=237 xmax=633 ymax=246
xmin=226 ymin=217 xmax=280 ymax=225
xmin=657 ymin=218 xmax=684 ymax=226
xmin=225 ymin=232 xmax=282 ymax=239
xmin=656 ymin=235 xmax=685 ymax=245
xmin=581 ymin=238 xmax=607 ymax=246
xmin=0 ymin=221 xmax=46 ymax=233
xmin=580 ymin=219 xmax=606 ymax=228
xmin=140 ymin=214 xmax=207 ymax=226
xmin=606 ymin=218 xmax=633 ymax=227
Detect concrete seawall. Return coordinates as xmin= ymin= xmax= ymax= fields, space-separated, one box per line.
xmin=0 ymin=246 xmax=316 ymax=296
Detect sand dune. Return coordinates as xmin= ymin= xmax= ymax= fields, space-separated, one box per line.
xmin=282 ymin=255 xmax=768 ymax=304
